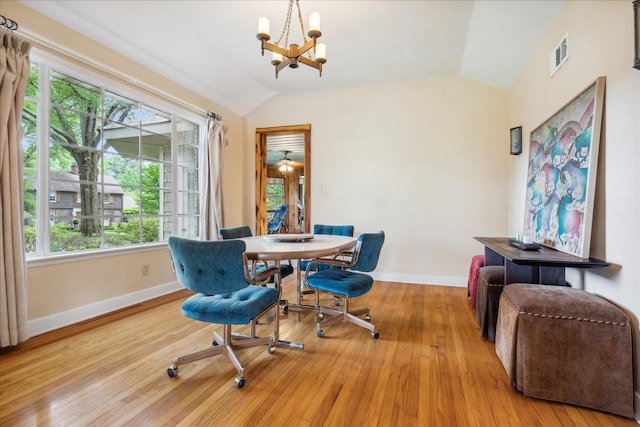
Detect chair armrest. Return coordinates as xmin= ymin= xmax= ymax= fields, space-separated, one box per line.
xmin=243 ymin=254 xmax=281 ymax=286
xmin=304 ymin=257 xmax=352 ymax=274
xmin=250 ymin=266 xmax=281 ymax=285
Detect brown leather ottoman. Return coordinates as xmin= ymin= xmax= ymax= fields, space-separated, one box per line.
xmin=475 ymin=265 xmax=505 ymax=342
xmin=495 ymin=284 xmax=634 ymax=418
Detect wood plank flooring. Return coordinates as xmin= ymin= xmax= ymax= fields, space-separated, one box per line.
xmin=0 ymin=280 xmax=636 ymax=426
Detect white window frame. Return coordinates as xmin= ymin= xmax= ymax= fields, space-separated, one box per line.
xmin=26 ymin=49 xmax=206 ymax=263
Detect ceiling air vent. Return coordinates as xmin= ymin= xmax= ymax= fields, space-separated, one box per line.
xmin=550 ymin=33 xmax=569 ymax=76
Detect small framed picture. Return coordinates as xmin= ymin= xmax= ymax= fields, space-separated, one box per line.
xmin=510 ymin=126 xmax=522 ymax=155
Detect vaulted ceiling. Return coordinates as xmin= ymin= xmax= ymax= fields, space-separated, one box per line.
xmin=20 ymin=0 xmax=565 ymax=117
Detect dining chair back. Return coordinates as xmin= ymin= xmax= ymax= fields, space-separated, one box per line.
xmin=166 ymin=237 xmax=280 ymax=388
xmin=300 ymin=224 xmax=355 ymax=274
xmin=219 ymin=225 xmax=294 ymax=283
xmin=305 ymin=230 xmax=385 ymax=339
xmin=219 ymin=225 xmax=252 ymax=240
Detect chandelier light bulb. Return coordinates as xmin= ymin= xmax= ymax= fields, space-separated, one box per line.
xmin=271 ymin=51 xmax=283 ymax=65
xmin=316 ymin=43 xmax=326 ymax=63
xmin=257 ymin=17 xmax=270 ymax=39
xmin=308 ymin=12 xmax=321 ymax=39
xmin=309 ymin=12 xmax=320 ymax=31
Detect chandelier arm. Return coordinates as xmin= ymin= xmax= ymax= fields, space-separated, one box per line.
xmin=298 ymin=55 xmax=322 ymax=70
xmin=263 ymin=41 xmax=290 ymax=57
xmin=297 ymin=39 xmax=316 ymax=56
xmin=275 ymin=58 xmax=291 ymax=73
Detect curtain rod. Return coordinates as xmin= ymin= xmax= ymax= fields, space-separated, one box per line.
xmin=15 ymin=26 xmax=215 ymax=120
xmin=207 ymin=112 xmax=223 ymax=121
xmin=1 ymin=14 xmax=19 ymax=31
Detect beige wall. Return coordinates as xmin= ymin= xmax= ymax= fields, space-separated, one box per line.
xmin=247 ymin=76 xmax=509 ymax=283
xmin=508 ymin=0 xmax=640 ymax=408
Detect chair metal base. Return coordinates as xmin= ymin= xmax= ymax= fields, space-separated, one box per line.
xmin=167 ymin=304 xmax=283 ymax=387
xmin=315 ymin=295 xmax=379 ymax=339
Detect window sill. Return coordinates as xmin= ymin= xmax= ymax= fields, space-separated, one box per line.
xmin=26 ymin=242 xmax=168 ymax=268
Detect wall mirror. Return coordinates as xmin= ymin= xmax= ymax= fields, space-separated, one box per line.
xmin=255 ymin=125 xmax=311 ymax=235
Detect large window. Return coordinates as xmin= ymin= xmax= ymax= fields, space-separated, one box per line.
xmin=22 ymin=57 xmax=204 ymax=257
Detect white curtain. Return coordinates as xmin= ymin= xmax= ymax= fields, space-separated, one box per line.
xmin=0 ymin=30 xmax=32 ymax=347
xmin=199 ymin=117 xmax=227 ymax=240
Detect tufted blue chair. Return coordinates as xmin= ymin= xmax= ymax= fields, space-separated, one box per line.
xmin=304 ymin=231 xmax=385 ymax=339
xmin=299 ymin=224 xmax=355 ymax=272
xmin=166 ymin=237 xmax=281 ymax=388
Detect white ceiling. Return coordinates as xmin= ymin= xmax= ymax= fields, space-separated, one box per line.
xmin=20 ymin=0 xmax=564 ymax=117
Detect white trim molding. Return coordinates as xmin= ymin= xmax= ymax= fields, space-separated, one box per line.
xmin=28 ymin=281 xmax=182 ymax=337
xmin=371 ymin=272 xmax=467 ymax=288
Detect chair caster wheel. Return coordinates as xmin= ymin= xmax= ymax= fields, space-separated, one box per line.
xmin=235 ymin=377 xmax=245 ymax=388
xmin=372 ymin=332 xmax=379 ymax=339
xmin=267 ymin=344 xmax=274 ymax=354
xmin=318 ymin=313 xmax=324 ymax=319
xmin=334 ymin=298 xmax=340 ymax=306
xmin=317 ymin=330 xmax=324 ymax=338
xmin=212 ymin=340 xmax=219 ymax=346
xmin=167 ymin=367 xmax=178 ymax=377
xmin=282 ymin=305 xmax=288 ymax=313
xmin=365 ymin=314 xmax=371 ymax=321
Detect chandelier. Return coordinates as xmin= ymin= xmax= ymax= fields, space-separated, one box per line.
xmin=257 ymin=0 xmax=326 ymax=79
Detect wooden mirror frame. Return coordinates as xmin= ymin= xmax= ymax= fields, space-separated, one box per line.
xmin=255 ymin=124 xmax=311 ymax=235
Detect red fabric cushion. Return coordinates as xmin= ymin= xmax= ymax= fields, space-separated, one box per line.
xmin=467 ymin=254 xmax=485 ymax=309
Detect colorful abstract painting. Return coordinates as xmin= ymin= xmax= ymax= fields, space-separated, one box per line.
xmin=523 ymin=77 xmax=605 ymax=258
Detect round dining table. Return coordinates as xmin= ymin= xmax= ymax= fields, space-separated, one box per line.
xmin=240 ymin=234 xmax=357 ymax=348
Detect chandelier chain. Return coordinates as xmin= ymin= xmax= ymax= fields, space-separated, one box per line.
xmin=295 ymin=0 xmax=309 ymax=45
xmin=275 ymin=0 xmax=293 ymax=47
xmin=275 ymin=0 xmax=309 ymax=49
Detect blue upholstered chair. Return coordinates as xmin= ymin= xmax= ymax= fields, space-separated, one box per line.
xmin=219 ymin=225 xmax=253 ymax=240
xmin=166 ymin=237 xmax=281 ymax=388
xmin=267 ymin=204 xmax=289 ymax=234
xmin=299 ymin=224 xmax=355 ymax=272
xmin=219 ymin=225 xmax=294 ymax=282
xmin=304 ymin=231 xmax=385 ymax=339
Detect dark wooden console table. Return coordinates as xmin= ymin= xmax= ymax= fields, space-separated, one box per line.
xmin=474 ymin=237 xmax=610 ymax=286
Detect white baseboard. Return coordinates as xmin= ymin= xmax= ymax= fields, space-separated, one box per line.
xmin=28 ymin=281 xmax=182 ymax=337
xmin=372 ymin=272 xmax=467 ymax=288
xmin=635 ymin=391 xmax=640 ymax=423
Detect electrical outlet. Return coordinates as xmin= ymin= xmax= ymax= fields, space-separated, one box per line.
xmin=142 ymin=265 xmax=149 ymax=276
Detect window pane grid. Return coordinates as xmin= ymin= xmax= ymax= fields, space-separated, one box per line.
xmin=23 ymin=59 xmax=203 ymax=257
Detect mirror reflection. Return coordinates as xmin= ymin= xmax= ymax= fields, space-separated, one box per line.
xmin=266 ymin=133 xmax=305 ymax=233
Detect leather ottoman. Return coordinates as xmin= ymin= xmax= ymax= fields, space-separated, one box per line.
xmin=495 ymin=284 xmax=634 ymax=418
xmin=475 ymin=265 xmax=505 ymax=342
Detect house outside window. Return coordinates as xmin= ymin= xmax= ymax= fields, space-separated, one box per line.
xmin=22 ymin=54 xmax=205 ymax=257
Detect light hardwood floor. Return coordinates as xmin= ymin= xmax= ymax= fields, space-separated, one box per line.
xmin=0 ymin=280 xmax=636 ymax=426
